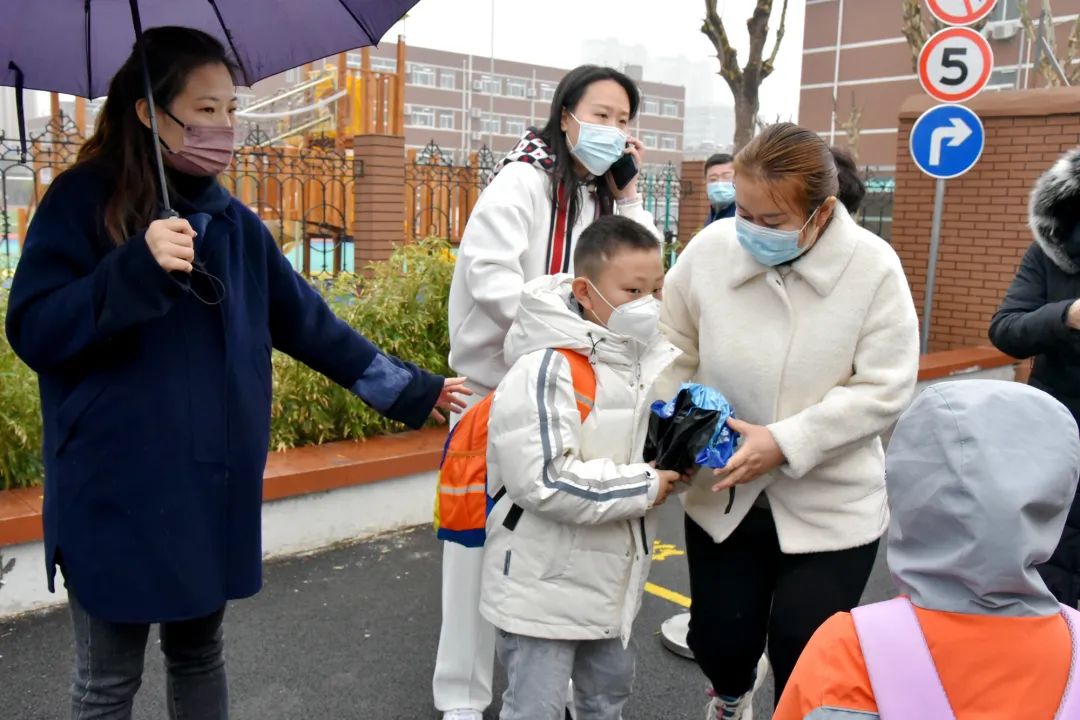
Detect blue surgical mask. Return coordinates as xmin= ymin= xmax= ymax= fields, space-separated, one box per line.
xmin=735 ymin=207 xmax=822 ymax=267
xmin=707 ymin=181 xmax=735 ymax=207
xmin=567 ymin=112 xmax=627 ymax=176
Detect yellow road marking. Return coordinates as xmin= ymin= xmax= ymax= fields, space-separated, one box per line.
xmin=644 ymin=581 xmax=692 ymax=608
xmin=651 ymin=540 xmax=685 ymax=562
xmin=646 ymin=539 xmax=691 ymax=607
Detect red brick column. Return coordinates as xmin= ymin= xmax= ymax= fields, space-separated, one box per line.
xmin=678 ymin=160 xmax=708 ymax=243
xmin=353 ymin=135 xmax=407 ymax=271
xmin=891 ymin=87 xmax=1080 ymax=351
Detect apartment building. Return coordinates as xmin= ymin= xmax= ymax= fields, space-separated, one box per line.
xmin=800 ymin=0 xmax=1080 ymax=170
xmin=346 ymin=43 xmax=686 ymax=168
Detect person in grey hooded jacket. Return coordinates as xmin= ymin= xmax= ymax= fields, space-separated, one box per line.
xmin=775 ymin=380 xmax=1080 ymax=719
xmin=990 ymin=147 xmax=1080 ymax=605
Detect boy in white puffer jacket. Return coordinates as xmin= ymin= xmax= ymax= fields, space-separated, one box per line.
xmin=481 ymin=215 xmax=684 ymax=720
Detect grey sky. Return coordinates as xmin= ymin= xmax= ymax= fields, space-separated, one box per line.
xmin=389 ymin=0 xmax=807 ymax=120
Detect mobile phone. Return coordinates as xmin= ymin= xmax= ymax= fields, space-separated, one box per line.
xmin=608 ymin=151 xmax=638 ymax=190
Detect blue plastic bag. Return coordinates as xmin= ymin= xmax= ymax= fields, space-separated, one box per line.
xmin=646 ymin=383 xmax=740 ymax=472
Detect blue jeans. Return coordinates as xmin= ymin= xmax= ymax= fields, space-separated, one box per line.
xmin=68 ymin=593 xmax=228 ymax=720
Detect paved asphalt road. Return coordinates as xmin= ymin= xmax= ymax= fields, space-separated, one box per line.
xmin=0 ymin=502 xmax=896 ymax=720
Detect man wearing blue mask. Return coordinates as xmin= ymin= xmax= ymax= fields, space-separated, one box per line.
xmin=704 ymin=153 xmax=736 ymax=226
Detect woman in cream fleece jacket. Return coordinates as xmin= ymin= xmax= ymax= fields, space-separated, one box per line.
xmin=658 ymin=124 xmax=920 ymax=719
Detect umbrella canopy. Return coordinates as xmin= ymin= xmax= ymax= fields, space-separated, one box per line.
xmin=2 ymin=0 xmax=420 ymax=98
xmin=1 ymin=0 xmax=421 ymax=213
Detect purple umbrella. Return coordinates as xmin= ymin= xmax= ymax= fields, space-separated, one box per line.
xmin=2 ymin=0 xmax=421 ymax=212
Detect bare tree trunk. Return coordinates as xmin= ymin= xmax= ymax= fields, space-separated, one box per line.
xmin=702 ymin=0 xmax=789 ymax=152
xmin=733 ymin=92 xmax=759 ymax=150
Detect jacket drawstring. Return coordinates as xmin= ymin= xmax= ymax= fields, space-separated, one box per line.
xmin=587 ymin=332 xmax=604 ymax=366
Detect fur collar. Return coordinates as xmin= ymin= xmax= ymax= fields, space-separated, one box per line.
xmin=1029 ymin=147 xmax=1080 ymax=275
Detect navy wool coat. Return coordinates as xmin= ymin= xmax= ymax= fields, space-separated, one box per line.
xmin=4 ymin=164 xmax=443 ymax=623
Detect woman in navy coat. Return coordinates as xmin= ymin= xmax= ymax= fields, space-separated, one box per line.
xmin=4 ymin=27 xmax=467 ymax=719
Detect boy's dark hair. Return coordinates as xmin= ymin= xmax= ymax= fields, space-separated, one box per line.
xmin=830 ymin=146 xmax=866 ymax=214
xmin=574 ymin=215 xmax=660 ymax=280
xmin=705 ymin=153 xmax=734 ymax=174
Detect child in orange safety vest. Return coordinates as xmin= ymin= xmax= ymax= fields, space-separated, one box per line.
xmin=774 ymin=380 xmax=1080 ymax=720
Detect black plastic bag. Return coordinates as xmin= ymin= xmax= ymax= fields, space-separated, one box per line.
xmin=644 ymin=383 xmax=740 ymax=512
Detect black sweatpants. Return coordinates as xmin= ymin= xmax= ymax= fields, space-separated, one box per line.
xmin=684 ymin=507 xmax=879 ymax=708
xmin=1040 ymin=523 xmax=1080 ymax=608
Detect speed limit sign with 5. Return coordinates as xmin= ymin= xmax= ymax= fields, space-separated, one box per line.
xmin=918 ymin=26 xmax=994 ymax=104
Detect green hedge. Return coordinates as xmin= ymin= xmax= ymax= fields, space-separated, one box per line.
xmin=0 ymin=238 xmax=454 ymax=490
xmin=0 ymin=270 xmax=43 ymax=491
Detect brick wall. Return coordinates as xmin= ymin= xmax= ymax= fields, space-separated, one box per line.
xmin=678 ymin=160 xmax=709 ymax=243
xmin=353 ymin=135 xmax=407 ymax=271
xmin=893 ymin=88 xmax=1080 ymax=351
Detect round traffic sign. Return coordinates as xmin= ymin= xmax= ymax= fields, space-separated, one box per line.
xmin=926 ymin=0 xmax=998 ymax=26
xmin=910 ymin=104 xmax=985 ymax=179
xmin=919 ymin=27 xmax=994 ymax=103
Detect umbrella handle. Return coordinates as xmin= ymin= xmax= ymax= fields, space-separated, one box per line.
xmin=128 ymin=0 xmax=173 ymax=215
xmin=7 ymin=62 xmax=26 ymax=164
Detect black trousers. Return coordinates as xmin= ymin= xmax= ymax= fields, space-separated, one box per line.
xmin=684 ymin=507 xmax=878 ymax=707
xmin=1040 ymin=523 xmax=1080 ymax=608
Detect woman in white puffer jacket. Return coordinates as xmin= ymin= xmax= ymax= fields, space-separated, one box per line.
xmin=435 ymin=64 xmax=662 ymax=720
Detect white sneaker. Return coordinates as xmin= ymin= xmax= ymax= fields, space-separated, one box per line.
xmin=442 ymin=711 xmax=483 ymax=720
xmin=704 ymin=653 xmax=769 ymax=720
xmin=704 ymin=688 xmax=752 ymax=720
xmin=753 ymin=653 xmax=770 ymax=693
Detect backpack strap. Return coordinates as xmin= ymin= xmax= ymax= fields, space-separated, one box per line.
xmin=852 ymin=598 xmax=955 ymax=720
xmin=1057 ymin=604 xmax=1080 ymax=719
xmin=554 ymin=349 xmax=596 ymax=422
xmin=497 ymin=350 xmax=596 ymax=534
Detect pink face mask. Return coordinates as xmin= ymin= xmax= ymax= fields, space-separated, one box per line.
xmin=161 ymin=108 xmax=236 ymax=177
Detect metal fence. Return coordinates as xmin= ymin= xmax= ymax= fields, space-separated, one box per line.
xmin=404 ymin=140 xmax=494 ymax=244
xmin=1 ymin=122 xmax=684 ymax=277
xmin=220 ymin=128 xmax=357 ymax=275
xmin=0 ymin=115 xmax=86 ymax=272
xmin=404 ymin=138 xmax=682 ymax=250
xmin=0 ymin=119 xmax=358 ymax=276
xmin=857 ymin=172 xmax=895 ymax=242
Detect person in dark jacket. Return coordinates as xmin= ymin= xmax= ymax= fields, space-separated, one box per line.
xmin=4 ymin=28 xmax=468 ymax=719
xmin=704 ymin=153 xmax=736 ymax=226
xmin=990 ymin=146 xmax=1080 ymax=607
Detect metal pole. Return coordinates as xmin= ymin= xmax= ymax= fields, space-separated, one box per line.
xmin=129 ymin=0 xmax=174 ymax=214
xmin=921 ymin=178 xmax=946 ymax=354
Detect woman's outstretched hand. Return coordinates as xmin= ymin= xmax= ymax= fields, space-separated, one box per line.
xmin=429 ymin=377 xmax=474 ymax=424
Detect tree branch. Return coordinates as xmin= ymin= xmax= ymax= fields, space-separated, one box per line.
xmin=901 ymin=0 xmax=952 ymax=73
xmin=745 ymin=0 xmax=774 ymax=73
xmin=1067 ymin=16 xmax=1080 ymax=83
xmin=1019 ymin=0 xmax=1059 ymax=85
xmin=762 ymin=0 xmax=790 ymax=78
xmin=702 ymin=0 xmax=743 ymax=90
xmin=901 ymin=0 xmax=929 ymax=73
